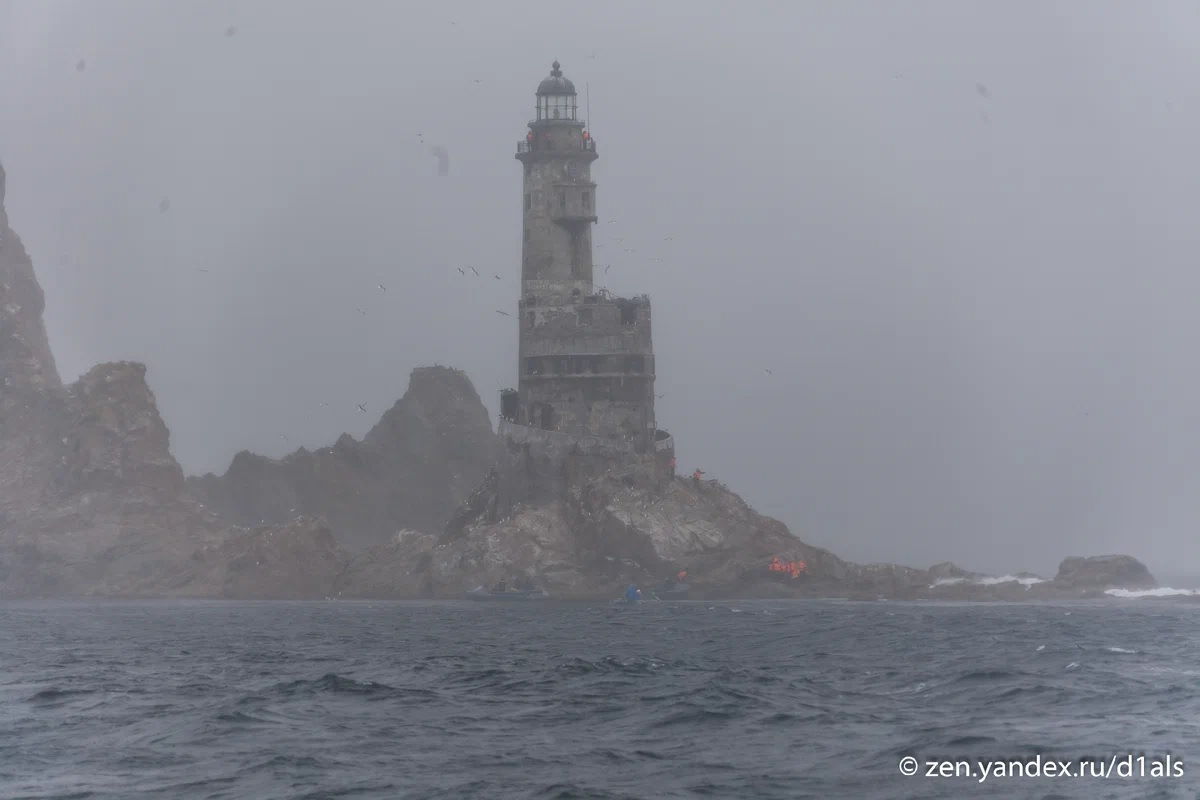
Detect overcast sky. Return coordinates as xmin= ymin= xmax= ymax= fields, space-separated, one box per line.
xmin=1 ymin=0 xmax=1198 ymax=578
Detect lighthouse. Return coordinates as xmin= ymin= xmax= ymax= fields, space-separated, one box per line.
xmin=499 ymin=61 xmax=670 ymax=468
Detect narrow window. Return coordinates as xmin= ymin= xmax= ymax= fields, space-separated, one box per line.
xmin=582 ymin=191 xmax=592 ymax=211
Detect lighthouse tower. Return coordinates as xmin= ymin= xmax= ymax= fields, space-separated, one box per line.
xmin=499 ymin=62 xmax=669 ymax=466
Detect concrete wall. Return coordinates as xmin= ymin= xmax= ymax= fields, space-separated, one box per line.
xmin=518 ymin=118 xmax=597 ymax=298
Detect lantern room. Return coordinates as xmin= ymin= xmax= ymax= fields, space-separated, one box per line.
xmin=536 ymin=61 xmax=577 ymax=121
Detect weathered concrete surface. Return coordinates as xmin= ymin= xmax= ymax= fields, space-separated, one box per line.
xmin=186 ymin=366 xmax=503 ymax=550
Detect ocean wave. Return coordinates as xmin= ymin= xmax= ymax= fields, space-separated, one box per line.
xmin=1106 ymin=587 xmax=1199 ymax=598
xmin=929 ymin=575 xmax=1045 ymax=589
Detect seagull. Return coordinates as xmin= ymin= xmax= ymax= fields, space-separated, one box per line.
xmin=976 ymin=82 xmax=990 ymax=98
xmin=494 ymin=274 xmax=502 ymax=280
xmin=355 ymin=307 xmax=366 ymax=316
xmin=158 ymin=198 xmax=171 ymax=213
xmin=496 ymin=310 xmax=511 ymax=316
xmin=763 ymin=368 xmax=773 ymax=375
xmin=377 ymin=283 xmax=387 ymax=292
xmin=457 ymin=267 xmax=466 ymax=276
xmin=473 ymin=79 xmax=482 ymax=84
xmin=195 ymin=268 xmax=209 ymax=273
xmin=76 ymin=59 xmax=86 ymax=72
xmin=655 ymin=393 xmax=665 ymax=399
xmin=357 ymin=403 xmax=368 ymax=413
xmin=607 ymin=220 xmax=617 ymax=224
xmin=624 ymin=248 xmax=635 ymax=253
xmin=469 ymin=265 xmax=479 ymax=276
xmin=651 ymin=258 xmax=662 ymax=263
xmin=319 ymin=402 xmax=329 ymax=407
xmin=279 ymin=434 xmax=289 ymax=442
xmin=664 ymin=236 xmax=673 ymax=241
xmin=225 ymin=26 xmax=237 ymax=37
xmin=604 ymin=265 xmax=612 ymax=274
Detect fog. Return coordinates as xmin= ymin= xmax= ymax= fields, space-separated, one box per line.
xmin=1 ymin=0 xmax=1198 ymax=578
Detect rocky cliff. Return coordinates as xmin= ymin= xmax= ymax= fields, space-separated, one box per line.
xmin=0 ymin=158 xmax=1165 ymax=601
xmin=186 ymin=366 xmax=502 ymax=549
xmin=0 ymin=160 xmax=353 ymax=599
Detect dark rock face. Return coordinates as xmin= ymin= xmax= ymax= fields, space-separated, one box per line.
xmin=156 ymin=516 xmax=349 ymax=600
xmin=398 ymin=457 xmax=850 ymax=599
xmin=186 ymin=366 xmax=503 ymax=549
xmin=1054 ymin=555 xmax=1157 ymax=591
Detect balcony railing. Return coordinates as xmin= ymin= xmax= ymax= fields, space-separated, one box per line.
xmin=516 ymin=138 xmax=598 ymax=155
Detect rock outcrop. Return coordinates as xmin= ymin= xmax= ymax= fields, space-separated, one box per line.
xmin=1053 ymin=554 xmax=1157 ymax=591
xmin=186 ymin=366 xmax=503 ymax=549
xmin=154 ymin=515 xmax=349 ymax=600
xmin=0 ymin=158 xmax=1166 ymax=602
xmin=387 ymin=457 xmax=849 ymax=599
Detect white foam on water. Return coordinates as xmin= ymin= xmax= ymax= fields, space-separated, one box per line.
xmin=1106 ymin=587 xmax=1199 ymax=598
xmin=978 ymin=575 xmax=1046 ymax=587
xmin=1105 ymin=647 xmax=1137 ymax=654
xmin=929 ymin=575 xmax=1046 ymax=589
xmin=1036 ymin=645 xmax=1045 ymax=652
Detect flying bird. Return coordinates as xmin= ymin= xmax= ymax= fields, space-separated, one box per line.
xmin=603 ymin=265 xmax=612 ymax=274
xmin=158 ymin=198 xmax=171 ymax=213
xmin=494 ymin=274 xmax=502 ymax=280
xmin=279 ymin=434 xmax=289 ymax=442
xmin=763 ymin=368 xmax=773 ymax=375
xmin=655 ymin=393 xmax=665 ymax=399
xmin=975 ymin=82 xmax=990 ymax=99
xmin=355 ymin=307 xmax=366 ymax=316
xmin=377 ymin=283 xmax=387 ymax=292
xmin=195 ymin=268 xmax=209 ymax=273
xmin=664 ymin=236 xmax=673 ymax=241
xmin=473 ymin=79 xmax=482 ymax=84
xmin=607 ymin=220 xmax=617 ymax=224
xmin=457 ymin=267 xmax=465 ymax=276
xmin=357 ymin=403 xmax=367 ymax=413
xmin=75 ymin=59 xmax=86 ymax=72
xmin=225 ymin=26 xmax=237 ymax=37
xmin=495 ymin=310 xmax=511 ymax=316
xmin=468 ymin=265 xmax=479 ymax=276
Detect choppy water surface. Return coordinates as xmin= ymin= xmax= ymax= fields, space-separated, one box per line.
xmin=1 ymin=599 xmax=1197 ymax=799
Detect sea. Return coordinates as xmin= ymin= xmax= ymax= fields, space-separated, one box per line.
xmin=1 ymin=597 xmax=1197 ymax=799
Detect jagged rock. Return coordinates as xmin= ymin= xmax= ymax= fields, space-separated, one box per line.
xmin=152 ymin=516 xmax=348 ymax=599
xmin=341 ymin=530 xmax=439 ymax=599
xmin=186 ymin=366 xmax=503 ymax=549
xmin=1053 ymin=555 xmax=1156 ymax=591
xmin=414 ymin=462 xmax=849 ymax=599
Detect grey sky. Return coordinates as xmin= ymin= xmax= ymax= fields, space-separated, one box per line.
xmin=1 ymin=0 xmax=1198 ymax=578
